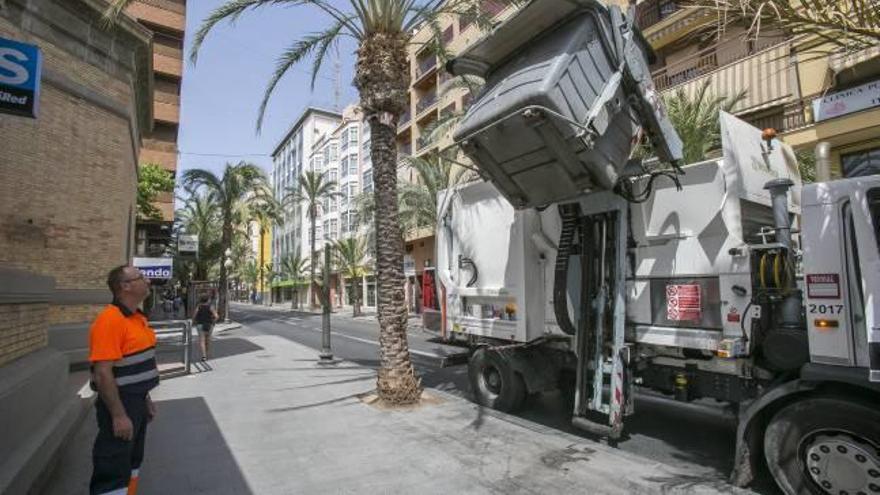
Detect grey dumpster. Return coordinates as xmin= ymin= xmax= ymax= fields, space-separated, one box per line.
xmin=448 ymin=0 xmax=683 ymax=209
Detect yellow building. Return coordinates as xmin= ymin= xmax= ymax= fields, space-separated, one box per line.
xmin=249 ymin=219 xmax=273 ymax=303
xmin=635 ymin=0 xmax=880 ymax=176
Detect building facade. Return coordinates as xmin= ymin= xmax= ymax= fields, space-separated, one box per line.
xmin=634 ymin=0 xmax=880 ymax=177
xmin=0 ymin=0 xmax=153 ymax=491
xmin=126 ymin=0 xmax=186 ymax=257
xmin=270 ymin=107 xmax=342 ymax=303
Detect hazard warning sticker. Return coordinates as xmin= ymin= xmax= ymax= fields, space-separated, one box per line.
xmin=667 ymin=284 xmax=701 ymax=322
xmin=807 ymin=273 xmax=841 ymax=299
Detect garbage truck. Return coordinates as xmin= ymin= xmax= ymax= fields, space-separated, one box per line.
xmin=438 ymin=0 xmax=880 ymax=493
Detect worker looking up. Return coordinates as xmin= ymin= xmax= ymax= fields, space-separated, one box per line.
xmin=88 ymin=265 xmax=159 ymax=495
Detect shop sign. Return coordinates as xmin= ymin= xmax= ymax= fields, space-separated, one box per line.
xmin=812 ymin=79 xmax=880 ymax=122
xmin=0 ymin=36 xmax=41 ymax=118
xmin=133 ymin=257 xmax=173 ymax=280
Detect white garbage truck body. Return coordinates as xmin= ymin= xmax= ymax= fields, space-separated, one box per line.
xmin=439 ymin=0 xmax=880 ymax=492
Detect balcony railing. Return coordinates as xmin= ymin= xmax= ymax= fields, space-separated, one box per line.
xmin=398 ymin=110 xmax=411 ymax=127
xmin=635 ymin=0 xmax=681 ymax=31
xmin=415 ymin=55 xmax=437 ymax=80
xmin=416 ymin=135 xmax=434 ymax=151
xmin=416 ymin=93 xmax=438 ymax=114
xmin=654 ymin=41 xmax=793 ymax=114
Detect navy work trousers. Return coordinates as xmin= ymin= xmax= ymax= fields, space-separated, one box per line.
xmin=90 ymin=393 xmax=148 ymax=495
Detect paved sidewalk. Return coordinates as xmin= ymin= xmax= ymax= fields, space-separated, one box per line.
xmin=235 ymin=301 xmax=427 ymax=330
xmin=43 ymin=331 xmax=748 ymax=494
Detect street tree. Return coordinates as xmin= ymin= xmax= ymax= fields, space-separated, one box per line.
xmin=280 ymin=250 xmax=310 ymax=309
xmin=137 ymin=163 xmax=175 ymax=221
xmin=181 ymin=162 xmax=276 ymax=322
xmin=283 ymin=170 xmax=339 ymax=309
xmin=398 ymin=154 xmax=477 ymax=236
xmin=662 ymin=81 xmax=745 ymax=164
xmin=106 ymin=0 xmax=513 ymax=404
xmin=175 ymin=190 xmax=223 ymax=281
xmin=332 ymin=237 xmax=370 ymax=317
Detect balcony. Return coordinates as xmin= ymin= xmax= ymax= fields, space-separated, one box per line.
xmin=416 ymin=92 xmax=438 ymax=116
xmin=654 ymin=41 xmax=793 ymax=115
xmin=414 ymin=54 xmax=438 ymax=84
xmin=416 ymin=135 xmax=435 ymax=152
xmin=636 ymin=0 xmax=682 ymax=31
xmin=398 ymin=109 xmax=411 ymax=128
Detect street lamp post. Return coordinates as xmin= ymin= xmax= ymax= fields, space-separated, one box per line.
xmin=318 ymin=244 xmax=336 ymax=365
xmin=223 ymin=248 xmax=232 ymax=320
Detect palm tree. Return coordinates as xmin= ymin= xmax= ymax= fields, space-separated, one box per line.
xmin=695 ymin=0 xmax=880 ymax=54
xmin=283 ymin=170 xmax=339 ymax=309
xmin=333 ymin=237 xmax=371 ymax=317
xmin=176 ymin=190 xmax=223 ymax=281
xmin=280 ymin=250 xmax=310 ymax=309
xmin=662 ymin=80 xmax=746 ymax=164
xmin=398 ymin=154 xmax=477 ymax=236
xmin=182 ymin=162 xmax=276 ymax=321
xmin=105 ymin=0 xmax=509 ymax=404
xmin=242 ymin=259 xmax=260 ymax=302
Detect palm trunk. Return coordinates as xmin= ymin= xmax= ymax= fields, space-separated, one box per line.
xmin=218 ymin=221 xmax=232 ymax=322
xmin=259 ymin=226 xmax=265 ymax=305
xmin=310 ymin=208 xmax=318 ymax=309
xmin=369 ymin=115 xmax=421 ymax=404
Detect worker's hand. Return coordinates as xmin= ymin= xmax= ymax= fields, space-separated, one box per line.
xmin=146 ymin=396 xmax=157 ymax=422
xmin=112 ymin=414 xmax=134 ymax=441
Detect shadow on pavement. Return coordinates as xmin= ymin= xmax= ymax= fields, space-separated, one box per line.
xmin=140 ymin=397 xmax=254 ymax=494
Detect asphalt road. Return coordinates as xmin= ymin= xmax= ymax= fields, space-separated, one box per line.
xmin=228 ymin=302 xmax=777 ymax=494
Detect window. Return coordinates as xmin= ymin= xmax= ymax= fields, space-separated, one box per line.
xmin=330 ymin=219 xmax=338 ymax=239
xmin=349 ymin=157 xmax=358 ymax=176
xmin=323 ymin=220 xmax=330 ymax=240
xmin=341 ymin=130 xmax=349 ymax=150
xmin=340 ymin=157 xmax=349 ymax=178
xmin=842 ymin=147 xmax=880 ymax=178
xmin=330 ymin=195 xmax=338 ymax=212
xmin=329 ymin=169 xmax=338 ymax=183
xmin=329 ymin=144 xmax=338 ymax=160
xmin=869 ymin=189 xmax=880 ymax=254
xmin=349 ymin=183 xmax=358 ymax=200
xmin=363 ymin=170 xmax=373 ymax=193
xmin=349 ymin=126 xmax=359 ymax=145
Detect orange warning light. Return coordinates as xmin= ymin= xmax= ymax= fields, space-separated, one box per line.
xmin=814 ymin=319 xmax=839 ymax=330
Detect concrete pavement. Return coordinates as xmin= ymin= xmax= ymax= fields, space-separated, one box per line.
xmin=42 ymin=322 xmax=751 ymax=494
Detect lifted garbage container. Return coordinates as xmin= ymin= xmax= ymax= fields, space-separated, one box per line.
xmin=448 ymin=0 xmax=683 ymax=209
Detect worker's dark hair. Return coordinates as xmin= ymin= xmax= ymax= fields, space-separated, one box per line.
xmin=106 ymin=265 xmax=130 ymax=295
xmin=199 ymin=295 xmax=209 ymax=304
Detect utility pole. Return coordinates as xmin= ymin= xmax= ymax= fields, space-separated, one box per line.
xmin=318 ymin=244 xmax=336 ymax=365
xmin=333 ymin=52 xmax=341 ymax=112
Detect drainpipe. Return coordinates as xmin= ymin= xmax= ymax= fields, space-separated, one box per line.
xmin=815 ymin=141 xmax=832 ymax=182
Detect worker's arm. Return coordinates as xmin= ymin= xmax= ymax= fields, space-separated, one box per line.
xmin=93 ymin=361 xmax=133 ymax=441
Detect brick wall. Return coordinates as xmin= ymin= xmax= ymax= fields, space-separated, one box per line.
xmin=0 ymin=1 xmax=149 ymax=361
xmin=0 ymin=304 xmax=48 ymax=367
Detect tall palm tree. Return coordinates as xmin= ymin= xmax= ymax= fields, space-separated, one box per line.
xmin=182 ymin=162 xmax=276 ymax=321
xmin=333 ymin=237 xmax=370 ymax=317
xmin=662 ymin=80 xmax=746 ymax=164
xmin=242 ymin=259 xmax=260 ymax=301
xmin=283 ymin=170 xmax=339 ymax=309
xmin=105 ymin=0 xmax=509 ymax=404
xmin=280 ymin=250 xmax=310 ymax=309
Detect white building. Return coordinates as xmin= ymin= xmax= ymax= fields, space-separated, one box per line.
xmin=271 ymin=105 xmax=382 ymax=308
xmin=270 ymin=108 xmax=342 ymax=269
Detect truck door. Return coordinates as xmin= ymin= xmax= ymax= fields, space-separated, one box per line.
xmin=861 ymin=188 xmax=880 ymax=380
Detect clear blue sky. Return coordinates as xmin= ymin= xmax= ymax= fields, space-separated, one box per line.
xmin=177 ymin=1 xmax=360 ymax=178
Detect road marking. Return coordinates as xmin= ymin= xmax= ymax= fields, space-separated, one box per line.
xmin=300 ymin=327 xmax=444 ymax=359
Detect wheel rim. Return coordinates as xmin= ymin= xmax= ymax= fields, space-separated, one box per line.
xmin=481 ymin=365 xmax=502 ymax=395
xmin=802 ymin=431 xmax=880 ymax=494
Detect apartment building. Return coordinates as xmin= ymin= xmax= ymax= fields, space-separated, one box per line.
xmin=125 ymin=0 xmax=186 ymax=256
xmin=270 ymin=107 xmax=341 ymax=304
xmin=635 ymin=0 xmax=880 ymax=176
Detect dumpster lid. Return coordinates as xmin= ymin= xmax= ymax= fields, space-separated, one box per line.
xmin=447 ymin=0 xmax=636 ymax=78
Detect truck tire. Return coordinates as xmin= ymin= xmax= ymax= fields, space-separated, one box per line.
xmin=764 ymin=397 xmax=880 ymax=495
xmin=468 ymin=347 xmax=527 ymax=412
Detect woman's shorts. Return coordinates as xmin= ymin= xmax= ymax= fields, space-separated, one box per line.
xmin=198 ymin=323 xmax=213 ymax=334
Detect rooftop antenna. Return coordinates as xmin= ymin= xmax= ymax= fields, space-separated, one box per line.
xmin=333 ymin=47 xmax=341 ymax=112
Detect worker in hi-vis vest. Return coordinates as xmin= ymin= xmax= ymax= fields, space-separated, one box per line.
xmin=88 ymin=265 xmax=159 ymax=495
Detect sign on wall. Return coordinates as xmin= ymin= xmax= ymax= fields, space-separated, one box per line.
xmin=812 ymin=79 xmax=880 ymax=122
xmin=0 ymin=36 xmax=42 ymax=118
xmin=133 ymin=257 xmax=173 ymax=280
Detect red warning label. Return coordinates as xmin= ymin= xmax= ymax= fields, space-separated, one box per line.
xmin=807 ymin=273 xmax=840 ymax=299
xmin=667 ymin=284 xmax=702 ymax=322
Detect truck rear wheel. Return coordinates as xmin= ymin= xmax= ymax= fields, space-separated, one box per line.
xmin=468 ymin=347 xmax=526 ymax=412
xmin=764 ymin=397 xmax=880 ymax=495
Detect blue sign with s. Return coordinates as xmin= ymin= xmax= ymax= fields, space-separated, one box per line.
xmin=0 ymin=36 xmax=42 ymax=118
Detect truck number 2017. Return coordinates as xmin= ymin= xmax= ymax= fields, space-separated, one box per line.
xmin=808 ymin=304 xmax=845 ymax=315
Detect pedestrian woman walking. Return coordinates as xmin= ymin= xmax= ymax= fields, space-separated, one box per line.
xmin=192 ymin=296 xmax=217 ymax=361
